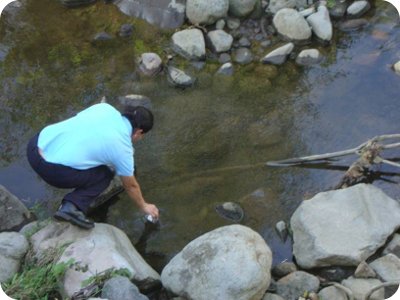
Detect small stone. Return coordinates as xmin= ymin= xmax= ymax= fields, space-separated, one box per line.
xmin=215 ymin=201 xmax=243 ymax=220
xmin=227 ymin=17 xmax=241 ymax=30
xmin=354 ymin=261 xmax=377 ymax=279
xmin=275 ymin=221 xmax=288 ymax=241
xmin=347 ymin=0 xmax=371 ymax=18
xmin=261 ymin=43 xmax=294 ymax=65
xmin=318 ymin=286 xmax=347 ymax=300
xmin=296 ymin=49 xmax=322 ymax=66
xmin=238 ymin=36 xmax=251 ymax=47
xmin=218 ymin=53 xmax=231 ymax=64
xmin=139 ymin=53 xmax=163 ymax=76
xmin=233 ymin=47 xmax=253 ymax=64
xmin=393 ymin=61 xmax=400 ymax=75
xmin=216 ymin=19 xmax=226 ymax=30
xmin=93 ymin=32 xmax=113 ymax=41
xmin=167 ymin=66 xmax=196 ymax=88
xmin=119 ymin=24 xmax=134 ymax=38
xmin=260 ymin=40 xmax=272 ymax=48
xmin=272 ymin=261 xmax=297 ymax=278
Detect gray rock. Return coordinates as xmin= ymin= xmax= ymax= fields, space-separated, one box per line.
xmin=117 ymin=95 xmax=152 ymax=110
xmin=338 ymin=18 xmax=368 ymax=31
xmin=119 ymin=24 xmax=134 ymax=38
xmin=329 ymin=2 xmax=347 ymax=18
xmin=227 ymin=17 xmax=241 ymax=30
xmin=229 ymin=0 xmax=258 ymax=17
xmin=273 ymin=8 xmax=312 ymax=41
xmin=275 ymin=220 xmax=288 ymax=241
xmin=216 ymin=62 xmax=234 ymax=76
xmin=318 ymin=286 xmax=347 ymax=300
xmin=101 ymin=276 xmax=148 ymax=300
xmin=114 ymin=0 xmax=186 ymax=29
xmin=0 ymin=232 xmax=29 ymax=283
xmin=291 ymin=184 xmax=400 ymax=269
xmin=261 ymin=43 xmax=294 ymax=65
xmin=0 ymin=185 xmax=31 ymax=231
xmin=299 ymin=6 xmax=315 ymax=17
xmin=267 ymin=0 xmax=297 ymax=14
xmin=276 ymin=271 xmax=320 ymax=300
xmin=186 ymin=0 xmax=229 ymax=25
xmin=207 ymin=30 xmax=233 ymax=53
xmin=341 ymin=277 xmax=384 ymax=300
xmin=61 ymin=0 xmax=96 ymax=8
xmin=215 ymin=202 xmax=243 ymax=221
xmin=272 ymin=261 xmax=297 ymax=278
xmin=369 ymin=254 xmax=400 ymax=281
xmin=171 ymin=29 xmax=206 ymax=61
xmin=161 ymin=225 xmax=272 ymax=300
xmin=383 ymin=233 xmax=400 ymax=257
xmin=262 ymin=293 xmax=285 ymax=300
xmin=347 ymin=0 xmax=371 ymax=18
xmin=216 ymin=19 xmax=226 ymax=30
xmin=394 ymin=61 xmax=400 ymax=75
xmin=89 ymin=176 xmax=124 ymax=211
xmin=218 ymin=53 xmax=231 ymax=64
xmin=354 ymin=261 xmax=377 ymax=279
xmin=238 ymin=36 xmax=252 ymax=47
xmin=306 ymin=5 xmax=332 ymax=42
xmin=233 ymin=47 xmax=254 ymax=64
xmin=139 ymin=53 xmax=163 ymax=76
xmin=30 ymin=222 xmax=160 ymax=297
xmin=93 ymin=32 xmax=113 ymax=41
xmin=167 ymin=66 xmax=196 ymax=88
xmin=296 ymin=49 xmax=322 ymax=66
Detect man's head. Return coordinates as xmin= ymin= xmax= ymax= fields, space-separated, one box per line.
xmin=122 ymin=106 xmax=154 ymax=142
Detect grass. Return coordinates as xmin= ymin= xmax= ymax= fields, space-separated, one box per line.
xmin=3 ymin=247 xmax=74 ymax=300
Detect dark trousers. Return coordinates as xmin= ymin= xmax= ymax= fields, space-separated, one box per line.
xmin=27 ymin=133 xmax=114 ymax=214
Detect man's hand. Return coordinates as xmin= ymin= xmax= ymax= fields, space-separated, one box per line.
xmin=142 ymin=203 xmax=159 ymax=219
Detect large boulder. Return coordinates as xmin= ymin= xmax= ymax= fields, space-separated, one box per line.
xmin=0 ymin=185 xmax=31 ymax=231
xmin=161 ymin=225 xmax=272 ymax=300
xmin=114 ymin=0 xmax=186 ymax=29
xmin=30 ymin=222 xmax=160 ymax=297
xmin=171 ymin=29 xmax=206 ymax=61
xmin=273 ymin=8 xmax=311 ymax=42
xmin=186 ymin=0 xmax=229 ymax=25
xmin=0 ymin=232 xmax=29 ymax=282
xmin=291 ymin=184 xmax=400 ymax=269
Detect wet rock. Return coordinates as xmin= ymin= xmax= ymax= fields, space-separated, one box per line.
xmin=114 ymin=0 xmax=186 ymax=29
xmin=347 ymin=0 xmax=371 ymax=18
xmin=161 ymin=225 xmax=272 ymax=300
xmin=89 ymin=176 xmax=124 ymax=211
xmin=233 ymin=47 xmax=254 ymax=64
xmin=171 ymin=29 xmax=206 ymax=61
xmin=119 ymin=24 xmax=134 ymax=38
xmin=93 ymin=32 xmax=113 ymax=42
xmin=102 ymin=276 xmax=148 ymax=300
xmin=273 ymin=8 xmax=312 ymax=42
xmin=267 ymin=0 xmax=297 ymax=14
xmin=307 ymin=5 xmax=332 ymax=42
xmin=238 ymin=36 xmax=252 ymax=47
xmin=291 ymin=184 xmax=400 ymax=269
xmin=61 ymin=0 xmax=96 ymax=8
xmin=207 ymin=30 xmax=234 ymax=53
xmin=275 ymin=220 xmax=288 ymax=241
xmin=218 ymin=53 xmax=231 ymax=63
xmin=139 ymin=53 xmax=163 ymax=76
xmin=186 ymin=0 xmax=229 ymax=25
xmin=369 ymin=253 xmax=400 ymax=281
xmin=318 ymin=286 xmax=347 ymax=300
xmin=215 ymin=202 xmax=244 ymax=221
xmin=0 ymin=185 xmax=31 ymax=231
xmin=296 ymin=49 xmax=322 ymax=65
xmin=272 ymin=261 xmax=297 ymax=278
xmin=276 ymin=271 xmax=320 ymax=300
xmin=341 ymin=277 xmax=384 ymax=300
xmin=338 ymin=18 xmax=368 ymax=31
xmin=229 ymin=0 xmax=258 ymax=17
xmin=329 ymin=2 xmax=347 ymax=18
xmin=227 ymin=17 xmax=241 ymax=30
xmin=167 ymin=66 xmax=196 ymax=88
xmin=0 ymin=232 xmax=29 ymax=283
xmin=383 ymin=233 xmax=400 ymax=256
xmin=216 ymin=62 xmax=234 ymax=76
xmin=393 ymin=61 xmax=400 ymax=74
xmin=354 ymin=261 xmax=377 ymax=279
xmin=117 ymin=94 xmax=152 ymax=109
xmin=261 ymin=43 xmax=294 ymax=65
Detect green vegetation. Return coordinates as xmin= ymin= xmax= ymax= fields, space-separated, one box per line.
xmin=3 ymin=247 xmax=74 ymax=300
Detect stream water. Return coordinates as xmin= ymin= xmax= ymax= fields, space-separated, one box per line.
xmin=0 ymin=0 xmax=399 ymax=272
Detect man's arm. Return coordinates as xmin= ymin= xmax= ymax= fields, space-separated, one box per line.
xmin=120 ymin=175 xmax=159 ymax=219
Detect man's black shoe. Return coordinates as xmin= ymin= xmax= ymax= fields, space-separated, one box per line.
xmin=54 ymin=201 xmax=94 ymax=229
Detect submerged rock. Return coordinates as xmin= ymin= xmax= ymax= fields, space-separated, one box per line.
xmin=338 ymin=18 xmax=368 ymax=31
xmin=167 ymin=66 xmax=196 ymax=88
xmin=216 ymin=62 xmax=234 ymax=76
xmin=233 ymin=47 xmax=254 ymax=64
xmin=215 ymin=202 xmax=244 ymax=221
xmin=296 ymin=49 xmax=322 ymax=66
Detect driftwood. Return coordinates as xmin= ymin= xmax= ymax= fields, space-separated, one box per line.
xmin=267 ymin=134 xmax=400 ymax=189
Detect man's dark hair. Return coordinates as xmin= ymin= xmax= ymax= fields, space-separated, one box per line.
xmin=122 ymin=106 xmax=154 ymax=133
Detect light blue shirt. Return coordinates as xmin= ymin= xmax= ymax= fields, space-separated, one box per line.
xmin=38 ymin=103 xmax=134 ymax=176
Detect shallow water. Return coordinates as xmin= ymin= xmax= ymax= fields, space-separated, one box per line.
xmin=1 ymin=0 xmax=400 ymax=271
